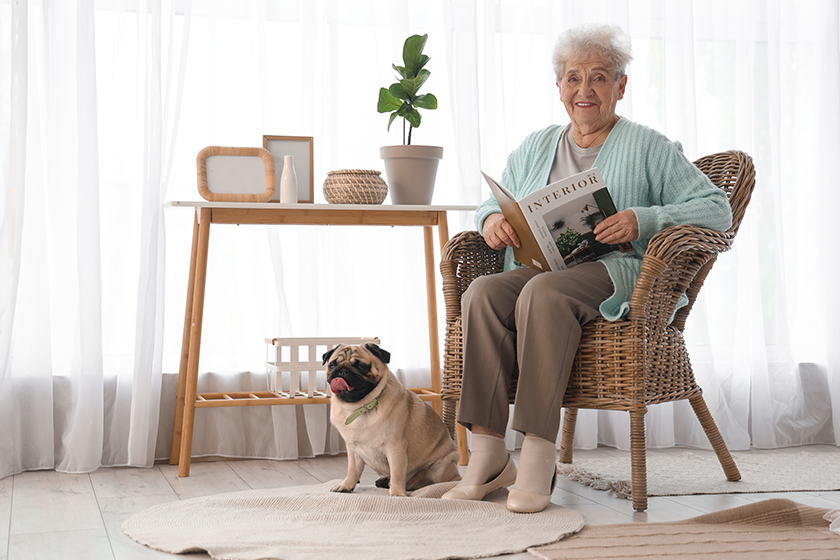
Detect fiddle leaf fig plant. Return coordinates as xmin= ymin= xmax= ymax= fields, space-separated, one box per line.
xmin=377 ymin=33 xmax=438 ymax=145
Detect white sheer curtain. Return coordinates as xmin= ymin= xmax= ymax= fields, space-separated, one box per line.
xmin=1 ymin=0 xmax=837 ymax=478
xmin=1 ymin=0 xmax=190 ymax=476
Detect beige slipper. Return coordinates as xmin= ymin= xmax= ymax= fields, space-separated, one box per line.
xmin=506 ymin=469 xmax=557 ymax=513
xmin=441 ymin=454 xmax=517 ymax=501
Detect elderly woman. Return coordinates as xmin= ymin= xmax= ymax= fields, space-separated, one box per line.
xmin=441 ymin=23 xmax=732 ymax=513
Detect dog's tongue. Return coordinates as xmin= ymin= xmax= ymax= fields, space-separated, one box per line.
xmin=330 ymin=377 xmax=352 ymax=394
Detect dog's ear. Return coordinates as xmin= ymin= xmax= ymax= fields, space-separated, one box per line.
xmin=322 ymin=346 xmax=339 ymax=365
xmin=364 ymin=343 xmax=390 ymax=364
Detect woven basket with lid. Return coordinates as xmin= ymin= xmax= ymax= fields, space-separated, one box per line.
xmin=323 ymin=169 xmax=388 ymax=204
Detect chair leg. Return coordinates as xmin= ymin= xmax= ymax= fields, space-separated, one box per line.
xmin=559 ymin=408 xmax=578 ymax=464
xmin=629 ymin=408 xmax=648 ymax=512
xmin=689 ymin=394 xmax=741 ymax=482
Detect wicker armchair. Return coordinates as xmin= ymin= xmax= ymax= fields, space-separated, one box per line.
xmin=440 ymin=150 xmax=756 ymax=511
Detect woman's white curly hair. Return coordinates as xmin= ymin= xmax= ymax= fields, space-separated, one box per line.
xmin=552 ymin=23 xmax=633 ymax=81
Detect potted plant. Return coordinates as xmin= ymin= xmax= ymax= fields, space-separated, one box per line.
xmin=555 ymin=228 xmax=582 ymax=255
xmin=377 ymin=33 xmax=443 ymax=205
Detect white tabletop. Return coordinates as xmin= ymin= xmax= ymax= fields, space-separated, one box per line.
xmin=165 ymin=201 xmax=477 ymax=212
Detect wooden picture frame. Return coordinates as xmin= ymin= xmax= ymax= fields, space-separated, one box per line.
xmin=197 ymin=146 xmax=276 ymax=202
xmin=263 ymin=135 xmax=314 ymax=203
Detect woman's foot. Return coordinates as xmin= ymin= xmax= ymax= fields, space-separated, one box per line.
xmin=441 ymin=454 xmax=517 ymax=500
xmin=506 ymin=435 xmax=557 ymax=513
xmin=442 ymin=433 xmax=516 ymax=500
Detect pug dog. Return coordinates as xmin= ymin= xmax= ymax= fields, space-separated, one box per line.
xmin=322 ymin=343 xmax=461 ymax=496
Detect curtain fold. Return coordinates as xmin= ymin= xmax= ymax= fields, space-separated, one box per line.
xmin=124 ymin=0 xmax=193 ymax=467
xmin=1 ymin=0 xmax=837 ymax=479
xmin=1 ymin=0 xmax=32 ymax=476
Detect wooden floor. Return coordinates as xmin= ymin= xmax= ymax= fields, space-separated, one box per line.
xmin=1 ymin=445 xmax=838 ymax=560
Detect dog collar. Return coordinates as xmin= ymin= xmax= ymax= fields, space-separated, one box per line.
xmin=344 ymin=386 xmax=386 ymax=425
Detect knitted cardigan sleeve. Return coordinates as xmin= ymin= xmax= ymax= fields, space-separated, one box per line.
xmin=596 ymin=119 xmax=732 ymax=320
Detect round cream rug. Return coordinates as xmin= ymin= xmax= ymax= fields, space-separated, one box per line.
xmin=123 ymin=480 xmax=584 ymax=560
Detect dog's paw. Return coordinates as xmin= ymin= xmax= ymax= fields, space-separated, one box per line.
xmin=375 ymin=477 xmax=390 ymax=489
xmin=388 ymin=488 xmax=408 ymax=497
xmin=331 ymin=483 xmax=355 ymax=493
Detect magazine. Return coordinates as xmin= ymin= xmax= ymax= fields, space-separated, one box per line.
xmin=481 ymin=167 xmax=633 ymax=271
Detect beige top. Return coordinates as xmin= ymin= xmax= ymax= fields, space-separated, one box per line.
xmin=547 ymin=127 xmax=603 ymax=184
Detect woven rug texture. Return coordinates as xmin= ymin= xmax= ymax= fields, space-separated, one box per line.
xmin=122 ymin=480 xmax=584 ymax=560
xmin=557 ymin=449 xmax=840 ymax=499
xmin=529 ymin=498 xmax=840 ymax=560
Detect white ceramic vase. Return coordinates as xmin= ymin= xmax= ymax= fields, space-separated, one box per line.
xmin=279 ymin=155 xmax=298 ymax=203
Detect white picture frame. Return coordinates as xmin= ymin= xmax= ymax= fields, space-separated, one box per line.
xmin=263 ymin=135 xmax=314 ymax=203
xmin=196 ymin=146 xmax=276 ymax=202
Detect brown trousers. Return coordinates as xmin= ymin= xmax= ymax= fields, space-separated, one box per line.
xmin=456 ymin=262 xmax=613 ymax=442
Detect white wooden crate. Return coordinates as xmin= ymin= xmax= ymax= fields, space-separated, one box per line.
xmin=265 ymin=336 xmax=380 ymax=398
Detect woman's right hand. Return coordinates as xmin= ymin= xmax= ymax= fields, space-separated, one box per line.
xmin=482 ymin=213 xmax=521 ymax=250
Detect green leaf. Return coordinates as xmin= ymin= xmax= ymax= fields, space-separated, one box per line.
xmin=413 ymin=93 xmax=438 ymax=110
xmin=405 ymin=108 xmax=422 ymax=129
xmin=403 ymin=34 xmax=429 ymax=75
xmin=414 ymin=54 xmax=430 ymax=73
xmin=392 ymin=64 xmax=409 ymax=79
xmin=396 ymin=102 xmax=414 ymax=117
xmin=400 ymin=70 xmax=430 ymax=98
xmin=377 ymin=87 xmax=402 ymax=113
xmin=388 ymin=83 xmax=409 ymax=101
xmin=387 ymin=112 xmax=399 ymax=131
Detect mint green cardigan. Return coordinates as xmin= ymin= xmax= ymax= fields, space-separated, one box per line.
xmin=475 ymin=119 xmax=733 ymax=321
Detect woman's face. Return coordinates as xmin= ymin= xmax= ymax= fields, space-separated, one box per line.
xmin=557 ymin=54 xmax=627 ymax=133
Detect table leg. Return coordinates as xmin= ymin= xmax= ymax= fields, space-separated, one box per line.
xmin=424 ymin=212 xmax=450 ymax=416
xmin=436 ymin=211 xmax=450 ymax=251
xmin=178 ymin=207 xmax=212 ymax=477
xmin=170 ymin=211 xmax=200 ymax=464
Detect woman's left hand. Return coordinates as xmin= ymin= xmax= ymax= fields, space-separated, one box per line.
xmin=593 ymin=209 xmax=639 ymax=245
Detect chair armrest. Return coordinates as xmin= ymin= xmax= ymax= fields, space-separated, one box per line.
xmin=645 ymin=224 xmax=734 ymax=264
xmin=629 ymin=224 xmax=735 ymax=329
xmin=440 ymin=231 xmax=506 ymax=322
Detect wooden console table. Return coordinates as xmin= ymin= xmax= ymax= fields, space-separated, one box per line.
xmin=166 ymin=201 xmax=475 ymax=476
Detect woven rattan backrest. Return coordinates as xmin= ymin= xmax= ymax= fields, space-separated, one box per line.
xmin=693 ymin=151 xmax=756 ymax=237
xmin=669 ymin=151 xmax=756 ymax=328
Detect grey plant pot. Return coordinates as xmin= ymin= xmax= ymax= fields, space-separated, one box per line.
xmin=380 ymin=145 xmax=443 ymax=205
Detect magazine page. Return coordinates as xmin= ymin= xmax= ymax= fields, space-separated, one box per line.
xmin=517 ymin=168 xmax=625 ymax=270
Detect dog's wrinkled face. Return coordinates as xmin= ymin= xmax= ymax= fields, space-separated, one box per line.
xmin=322 ymin=343 xmax=391 ymax=403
